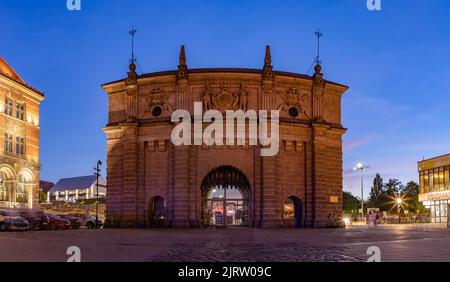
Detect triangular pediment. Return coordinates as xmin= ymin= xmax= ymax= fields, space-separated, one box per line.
xmin=0 ymin=56 xmax=25 ymax=84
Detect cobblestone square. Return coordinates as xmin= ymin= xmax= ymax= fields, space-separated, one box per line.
xmin=1 ymin=224 xmax=450 ymax=262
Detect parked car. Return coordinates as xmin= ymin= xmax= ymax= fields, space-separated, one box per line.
xmin=67 ymin=212 xmax=103 ymax=229
xmin=17 ymin=211 xmax=50 ymax=230
xmin=45 ymin=213 xmax=71 ymax=230
xmin=0 ymin=210 xmax=29 ymax=231
xmin=58 ymin=214 xmax=81 ymax=229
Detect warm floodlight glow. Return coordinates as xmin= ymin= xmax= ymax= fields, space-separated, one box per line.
xmin=343 ymin=217 xmax=350 ymax=226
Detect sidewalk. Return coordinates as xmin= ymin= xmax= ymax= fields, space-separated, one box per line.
xmin=348 ymin=223 xmax=449 ymax=230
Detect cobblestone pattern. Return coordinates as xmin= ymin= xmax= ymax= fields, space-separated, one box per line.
xmin=146 ymin=241 xmax=362 ymax=262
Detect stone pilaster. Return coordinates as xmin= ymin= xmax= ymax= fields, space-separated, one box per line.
xmin=260 ymin=154 xmax=283 ymax=228
xmin=311 ymin=124 xmax=345 ymax=227
xmin=118 ymin=123 xmax=139 ymax=228
xmin=170 ymin=145 xmax=192 ymax=228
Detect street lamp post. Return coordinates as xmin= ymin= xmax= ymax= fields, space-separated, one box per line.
xmin=354 ymin=162 xmax=370 ymax=222
xmin=396 ymin=197 xmax=402 ymax=224
xmin=94 ymin=160 xmax=102 ymax=228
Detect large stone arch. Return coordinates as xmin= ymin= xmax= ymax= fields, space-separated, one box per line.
xmin=200 ymin=165 xmax=251 ymax=227
xmin=195 ymin=148 xmax=257 ymax=227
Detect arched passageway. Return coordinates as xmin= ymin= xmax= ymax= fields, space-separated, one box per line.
xmin=201 ymin=166 xmax=251 ymax=227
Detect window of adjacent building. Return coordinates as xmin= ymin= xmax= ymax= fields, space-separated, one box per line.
xmin=445 ymin=166 xmax=450 ymax=190
xmin=16 ymin=174 xmax=27 ymax=203
xmin=434 ymin=168 xmax=440 ymax=192
xmin=0 ymin=172 xmax=6 ymax=202
xmin=439 ymin=167 xmax=445 ymax=191
xmin=423 ymin=171 xmax=429 ymax=193
xmin=16 ymin=103 xmax=25 ymax=120
xmin=4 ymin=133 xmax=13 ymax=154
xmin=4 ymin=98 xmax=13 ymax=116
xmin=15 ymin=136 xmax=25 ymax=157
xmin=420 ymin=172 xmax=425 ymax=194
xmin=429 ymin=170 xmax=434 ymax=192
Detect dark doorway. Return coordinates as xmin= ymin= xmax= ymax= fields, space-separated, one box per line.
xmin=148 ymin=196 xmax=166 ymax=227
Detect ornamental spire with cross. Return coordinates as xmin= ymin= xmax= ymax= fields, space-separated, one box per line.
xmin=129 ymin=25 xmax=137 ymax=65
xmin=314 ymin=27 xmax=323 ymax=65
xmin=126 ymin=25 xmax=138 ymax=85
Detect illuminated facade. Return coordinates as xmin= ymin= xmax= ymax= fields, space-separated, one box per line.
xmin=418 ymin=154 xmax=450 ymax=223
xmin=102 ymin=46 xmax=348 ymax=228
xmin=0 ymin=56 xmax=44 ymax=210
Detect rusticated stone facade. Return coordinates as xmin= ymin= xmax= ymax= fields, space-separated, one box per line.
xmin=102 ymin=46 xmax=348 ymax=228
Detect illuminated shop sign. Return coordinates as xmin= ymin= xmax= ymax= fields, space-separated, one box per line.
xmin=419 ymin=190 xmax=450 ymax=202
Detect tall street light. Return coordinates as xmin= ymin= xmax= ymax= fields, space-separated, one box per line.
xmin=396 ymin=197 xmax=403 ymax=224
xmin=353 ymin=162 xmax=370 ymax=221
xmin=94 ymin=160 xmax=102 ymax=228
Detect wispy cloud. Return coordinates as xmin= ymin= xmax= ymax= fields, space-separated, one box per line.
xmin=344 ymin=134 xmax=382 ymax=153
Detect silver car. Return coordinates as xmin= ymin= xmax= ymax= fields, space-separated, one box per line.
xmin=67 ymin=212 xmax=103 ymax=229
xmin=0 ymin=210 xmax=30 ymax=231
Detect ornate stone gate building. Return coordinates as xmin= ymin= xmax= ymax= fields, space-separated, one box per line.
xmin=102 ymin=46 xmax=348 ymax=228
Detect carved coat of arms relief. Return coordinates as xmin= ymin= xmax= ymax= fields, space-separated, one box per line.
xmin=277 ymin=87 xmax=309 ymax=118
xmin=143 ymin=87 xmax=174 ymax=116
xmin=203 ymin=83 xmax=249 ymax=112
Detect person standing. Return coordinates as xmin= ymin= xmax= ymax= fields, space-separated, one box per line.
xmin=367 ymin=211 xmax=374 ymax=229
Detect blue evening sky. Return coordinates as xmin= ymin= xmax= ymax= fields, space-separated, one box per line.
xmin=1 ymin=0 xmax=449 ymax=198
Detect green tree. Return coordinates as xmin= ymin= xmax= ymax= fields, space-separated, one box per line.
xmin=385 ymin=179 xmax=402 ymax=196
xmin=343 ymin=191 xmax=360 ymax=214
xmin=368 ymin=173 xmax=384 ymax=205
xmin=403 ymin=181 xmax=425 ymax=213
xmin=39 ymin=191 xmax=47 ymax=203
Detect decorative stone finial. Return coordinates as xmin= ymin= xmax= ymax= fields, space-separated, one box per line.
xmin=179 ymin=45 xmax=186 ymax=66
xmin=177 ymin=45 xmax=188 ymax=80
xmin=262 ymin=45 xmax=273 ymax=79
xmin=264 ymin=45 xmax=272 ymax=66
xmin=313 ymin=63 xmax=323 ymax=81
xmin=126 ymin=62 xmax=137 ymax=85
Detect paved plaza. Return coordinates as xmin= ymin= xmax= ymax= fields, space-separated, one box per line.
xmin=0 ymin=224 xmax=449 ymax=262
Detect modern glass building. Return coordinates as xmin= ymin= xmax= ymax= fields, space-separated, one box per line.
xmin=418 ymin=154 xmax=450 ymax=223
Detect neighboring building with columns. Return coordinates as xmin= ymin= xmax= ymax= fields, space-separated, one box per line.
xmin=102 ymin=46 xmax=348 ymax=228
xmin=0 ymin=56 xmax=44 ymax=211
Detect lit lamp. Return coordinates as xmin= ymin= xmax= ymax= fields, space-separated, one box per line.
xmin=343 ymin=217 xmax=350 ymax=227
xmin=353 ymin=162 xmax=370 ymax=220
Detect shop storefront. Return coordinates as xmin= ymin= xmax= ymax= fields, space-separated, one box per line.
xmin=420 ymin=198 xmax=449 ymax=223
xmin=418 ymin=154 xmax=450 ymax=223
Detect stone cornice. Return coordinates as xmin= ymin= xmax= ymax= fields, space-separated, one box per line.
xmin=0 ymin=74 xmax=45 ymax=103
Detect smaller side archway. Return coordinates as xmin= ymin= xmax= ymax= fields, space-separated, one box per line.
xmin=0 ymin=165 xmax=16 ymax=204
xmin=283 ymin=196 xmax=303 ymax=228
xmin=148 ymin=196 xmax=167 ymax=227
xmin=16 ymin=169 xmax=35 ymax=207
